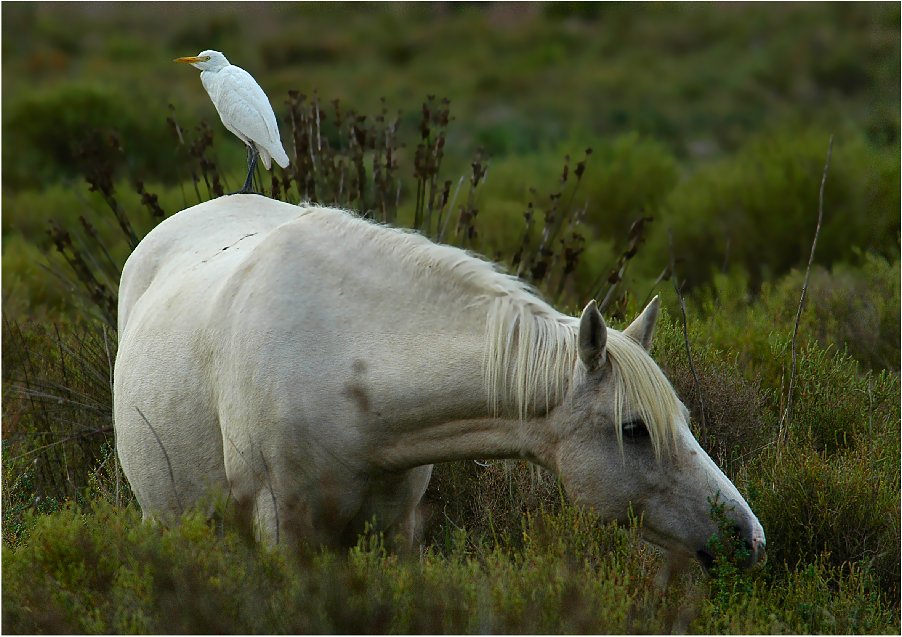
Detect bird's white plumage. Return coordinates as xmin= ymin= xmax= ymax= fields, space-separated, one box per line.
xmin=180 ymin=50 xmax=289 ymax=170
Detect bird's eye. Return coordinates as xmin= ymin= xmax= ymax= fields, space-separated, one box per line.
xmin=621 ymin=419 xmax=649 ymax=440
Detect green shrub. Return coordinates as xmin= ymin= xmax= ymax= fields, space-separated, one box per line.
xmin=656 ymin=129 xmax=900 ymax=290
xmin=694 ymin=556 xmax=898 ymax=634
xmin=787 ymin=344 xmax=899 ymax=454
xmin=3 ymin=83 xmax=178 ymax=189
xmin=688 ymin=254 xmax=900 ymax=387
xmin=761 ymin=255 xmax=900 ymax=371
xmin=576 ymin=133 xmax=679 ymax=239
xmin=1 ymin=500 xmax=653 ymax=634
xmin=645 ymin=293 xmax=900 ymax=604
xmin=652 ymin=309 xmax=778 ymax=475
xmin=4 ymin=499 xmax=899 ymax=634
xmin=748 ymin=437 xmax=900 ymax=601
xmin=1 ymin=234 xmax=73 ymax=320
xmin=2 ymin=319 xmax=127 ymax=547
xmin=481 ymin=133 xmax=678 ymax=241
xmin=423 ymin=460 xmax=565 ymax=551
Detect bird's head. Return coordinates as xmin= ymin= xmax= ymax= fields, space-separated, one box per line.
xmin=174 ymin=50 xmax=229 ymax=71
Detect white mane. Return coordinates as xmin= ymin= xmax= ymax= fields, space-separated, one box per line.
xmin=483 ymin=295 xmax=685 ymax=458
xmin=305 ymin=206 xmax=684 ymax=457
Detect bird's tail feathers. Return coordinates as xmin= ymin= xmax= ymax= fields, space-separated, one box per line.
xmin=258 ymin=147 xmax=273 ymax=170
xmin=255 ymin=143 xmax=289 ymax=171
xmin=272 ymin=145 xmax=290 ymax=169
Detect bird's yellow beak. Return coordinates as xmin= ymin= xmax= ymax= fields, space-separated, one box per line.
xmin=174 ymin=55 xmax=210 ymax=64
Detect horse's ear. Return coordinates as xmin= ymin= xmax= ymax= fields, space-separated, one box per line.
xmin=624 ymin=295 xmax=660 ymax=351
xmin=578 ymin=300 xmax=607 ymax=371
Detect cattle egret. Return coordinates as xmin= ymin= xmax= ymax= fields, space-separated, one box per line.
xmin=175 ymin=50 xmax=289 ymax=194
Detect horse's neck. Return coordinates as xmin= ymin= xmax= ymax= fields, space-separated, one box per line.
xmin=367 ymin=296 xmax=572 ymax=472
xmin=396 ymin=293 xmax=576 ymax=415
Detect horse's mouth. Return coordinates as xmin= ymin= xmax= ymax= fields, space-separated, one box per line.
xmin=695 ymin=545 xmax=766 ymax=574
xmin=696 ymin=548 xmax=716 ymax=574
xmin=641 ymin=531 xmax=761 ymax=574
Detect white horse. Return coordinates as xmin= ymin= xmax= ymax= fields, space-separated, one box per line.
xmin=113 ymin=195 xmax=765 ymax=569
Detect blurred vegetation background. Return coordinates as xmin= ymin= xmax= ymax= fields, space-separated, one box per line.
xmin=2 ymin=2 xmax=899 ymax=633
xmin=3 ymin=2 xmax=899 ymax=322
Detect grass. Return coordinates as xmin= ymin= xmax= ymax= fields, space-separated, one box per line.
xmin=2 ymin=3 xmax=899 ymax=634
xmin=4 ymin=497 xmax=898 ymax=634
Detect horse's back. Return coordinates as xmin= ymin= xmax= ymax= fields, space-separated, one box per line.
xmin=118 ymin=195 xmax=303 ymax=334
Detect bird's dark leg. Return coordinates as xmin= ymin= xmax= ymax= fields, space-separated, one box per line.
xmin=234 ymin=145 xmax=259 ymax=194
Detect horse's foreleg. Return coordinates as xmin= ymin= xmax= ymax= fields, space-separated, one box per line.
xmin=397 ymin=464 xmax=433 ymax=550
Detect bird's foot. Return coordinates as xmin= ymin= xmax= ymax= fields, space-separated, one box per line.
xmin=228 ymin=186 xmax=261 ymax=196
xmin=230 ymin=149 xmax=260 ymax=195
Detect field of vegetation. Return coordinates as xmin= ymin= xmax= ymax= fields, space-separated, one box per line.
xmin=2 ymin=2 xmax=899 ymax=633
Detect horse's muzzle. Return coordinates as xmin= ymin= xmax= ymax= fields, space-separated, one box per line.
xmin=696 ymin=524 xmax=766 ymax=573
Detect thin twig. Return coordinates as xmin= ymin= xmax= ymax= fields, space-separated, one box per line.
xmin=136 ymin=406 xmax=183 ymax=514
xmin=226 ymin=435 xmax=281 ymax=544
xmin=669 ymin=229 xmax=705 ymax=437
xmin=8 ymin=428 xmax=112 ymax=461
xmin=780 ymin=134 xmax=833 ymax=435
xmin=675 ymin=280 xmax=706 ymax=438
xmin=595 ymin=216 xmax=653 ymax=312
xmin=437 ymin=175 xmax=465 ymax=243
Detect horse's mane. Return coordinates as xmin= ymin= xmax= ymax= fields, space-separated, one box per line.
xmin=483 ymin=295 xmax=684 ymax=458
xmin=305 ymin=205 xmax=684 ymax=457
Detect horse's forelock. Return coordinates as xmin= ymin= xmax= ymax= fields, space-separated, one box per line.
xmin=605 ymin=331 xmax=684 ymax=460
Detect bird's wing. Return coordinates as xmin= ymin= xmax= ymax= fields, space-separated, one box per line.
xmin=205 ymin=66 xmax=287 ymax=165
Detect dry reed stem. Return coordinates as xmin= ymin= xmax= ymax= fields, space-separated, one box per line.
xmin=780 ymin=134 xmax=833 ymax=435
xmin=675 ymin=280 xmax=706 ymax=437
xmin=668 ymin=229 xmax=706 ymax=437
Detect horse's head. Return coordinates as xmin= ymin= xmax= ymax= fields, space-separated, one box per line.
xmin=551 ymin=298 xmax=765 ymax=571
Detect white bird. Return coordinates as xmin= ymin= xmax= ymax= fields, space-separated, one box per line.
xmin=175 ymin=50 xmax=289 ymax=194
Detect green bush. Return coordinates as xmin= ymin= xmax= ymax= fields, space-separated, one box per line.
xmin=687 ymin=254 xmax=900 ymax=387
xmin=695 ymin=556 xmax=897 ymax=634
xmin=423 ymin=460 xmax=565 ymax=551
xmin=748 ymin=437 xmax=900 ymax=601
xmin=652 ymin=309 xmax=778 ymax=475
xmin=4 ymin=499 xmax=898 ymax=634
xmin=655 ymin=130 xmax=900 ymax=290
xmin=576 ymin=133 xmax=679 ymax=239
xmin=639 ymin=294 xmax=900 ymax=604
xmin=2 ymin=319 xmax=127 ymax=547
xmin=3 ymin=83 xmax=178 ymax=189
xmin=1 ymin=500 xmax=653 ymax=634
xmin=761 ymin=255 xmax=900 ymax=371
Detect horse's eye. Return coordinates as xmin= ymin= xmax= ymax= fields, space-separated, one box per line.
xmin=622 ymin=419 xmax=649 ymax=440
